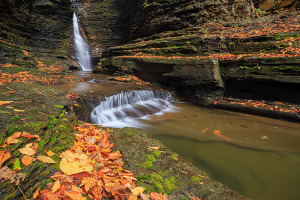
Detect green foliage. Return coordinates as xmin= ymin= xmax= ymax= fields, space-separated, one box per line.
xmin=137 ymin=171 xmax=177 ymax=194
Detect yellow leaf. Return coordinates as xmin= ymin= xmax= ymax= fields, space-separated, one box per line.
xmin=80 ymin=177 xmax=97 ymax=192
xmin=46 ymin=150 xmax=55 ymax=157
xmin=131 ymin=187 xmax=145 ymax=195
xmin=33 ymin=187 xmax=40 ymax=199
xmin=37 ymin=156 xmax=55 ymax=164
xmin=18 ymin=144 xmax=35 ymax=156
xmin=60 ymin=158 xmax=93 ymax=175
xmin=52 ymin=179 xmax=60 ymax=193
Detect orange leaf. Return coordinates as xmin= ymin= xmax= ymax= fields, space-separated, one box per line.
xmin=33 ymin=187 xmax=40 ymax=199
xmin=21 ymin=132 xmax=41 ymax=141
xmin=128 ymin=194 xmax=138 ymax=200
xmin=213 ymin=130 xmax=232 ymax=141
xmin=21 ymin=155 xmax=35 ymax=166
xmin=0 ymin=150 xmax=11 ymax=168
xmin=66 ymin=191 xmax=86 ymax=200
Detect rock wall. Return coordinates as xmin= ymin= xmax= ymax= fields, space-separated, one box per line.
xmin=0 ymin=0 xmax=73 ymax=48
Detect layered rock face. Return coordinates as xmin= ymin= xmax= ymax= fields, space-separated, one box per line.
xmin=93 ymin=0 xmax=299 ymax=106
xmin=0 ymin=0 xmax=73 ymax=48
xmin=0 ymin=0 xmax=78 ymax=71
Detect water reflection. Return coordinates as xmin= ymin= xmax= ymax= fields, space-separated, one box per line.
xmin=134 ymin=103 xmax=300 ymax=200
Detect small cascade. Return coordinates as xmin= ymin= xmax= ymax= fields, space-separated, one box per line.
xmin=72 ymin=12 xmax=92 ymax=71
xmin=91 ymin=90 xmax=176 ymax=127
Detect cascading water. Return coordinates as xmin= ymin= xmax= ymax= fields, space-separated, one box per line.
xmin=72 ymin=12 xmax=92 ymax=71
xmin=91 ymin=90 xmax=176 ymax=127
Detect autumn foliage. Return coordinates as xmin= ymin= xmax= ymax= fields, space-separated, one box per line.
xmin=35 ymin=124 xmax=168 ymax=200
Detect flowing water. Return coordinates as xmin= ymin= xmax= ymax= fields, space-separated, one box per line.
xmin=51 ymin=72 xmax=300 ymax=200
xmin=72 ymin=13 xmax=92 ymax=71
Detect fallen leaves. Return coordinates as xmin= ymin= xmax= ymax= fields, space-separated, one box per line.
xmin=0 ymin=150 xmax=11 ymax=168
xmin=213 ymin=130 xmax=232 ymax=141
xmin=21 ymin=132 xmax=41 ymax=141
xmin=214 ymin=98 xmax=300 ymax=114
xmin=37 ymin=156 xmax=56 ymax=164
xmin=37 ymin=124 xmax=169 ymax=200
xmin=0 ymin=166 xmax=26 ymax=185
xmin=18 ymin=143 xmax=36 ymax=156
xmin=21 ymin=155 xmax=35 ymax=166
xmin=60 ymin=158 xmax=93 ymax=175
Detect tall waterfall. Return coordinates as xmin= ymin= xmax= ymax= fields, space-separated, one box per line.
xmin=73 ymin=12 xmax=92 ymax=71
xmin=91 ymin=90 xmax=176 ymax=127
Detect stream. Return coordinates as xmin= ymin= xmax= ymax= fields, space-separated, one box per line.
xmin=51 ymin=71 xmax=300 ymax=200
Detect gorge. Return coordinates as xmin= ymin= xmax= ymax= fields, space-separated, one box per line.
xmin=0 ymin=0 xmax=299 ymax=199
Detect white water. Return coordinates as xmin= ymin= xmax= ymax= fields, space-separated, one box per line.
xmin=73 ymin=12 xmax=92 ymax=71
xmin=91 ymin=90 xmax=176 ymax=128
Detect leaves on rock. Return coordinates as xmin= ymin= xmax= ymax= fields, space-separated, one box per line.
xmin=37 ymin=156 xmax=55 ymax=164
xmin=21 ymin=132 xmax=41 ymax=141
xmin=0 ymin=166 xmax=25 ymax=185
xmin=22 ymin=155 xmax=35 ymax=166
xmin=0 ymin=150 xmax=11 ymax=168
xmin=37 ymin=124 xmax=169 ymax=199
xmin=52 ymin=179 xmax=60 ymax=193
xmin=13 ymin=158 xmax=21 ymax=171
xmin=60 ymin=158 xmax=93 ymax=175
xmin=18 ymin=143 xmax=36 ymax=156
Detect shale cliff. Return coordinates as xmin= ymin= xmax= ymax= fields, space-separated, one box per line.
xmin=79 ymin=0 xmax=300 ymax=120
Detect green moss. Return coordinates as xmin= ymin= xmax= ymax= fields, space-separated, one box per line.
xmin=153 ymin=150 xmax=161 ymax=158
xmin=192 ymin=175 xmax=202 ymax=183
xmin=137 ymin=171 xmax=177 ymax=195
xmin=171 ymin=153 xmax=178 ymax=160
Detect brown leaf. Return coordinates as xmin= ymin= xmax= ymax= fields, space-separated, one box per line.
xmin=140 ymin=193 xmax=150 ymax=200
xmin=0 ymin=166 xmax=26 ymax=185
xmin=21 ymin=132 xmax=41 ymax=141
xmin=51 ymin=173 xmax=73 ymax=183
xmin=0 ymin=150 xmax=11 ymax=168
xmin=21 ymin=155 xmax=35 ymax=166
xmin=150 ymin=192 xmax=168 ymax=200
xmin=37 ymin=156 xmax=55 ymax=164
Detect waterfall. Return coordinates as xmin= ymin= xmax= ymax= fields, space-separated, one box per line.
xmin=91 ymin=90 xmax=176 ymax=127
xmin=72 ymin=12 xmax=92 ymax=71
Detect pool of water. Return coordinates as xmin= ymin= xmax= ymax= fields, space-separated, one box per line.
xmin=50 ymin=72 xmax=300 ymax=200
xmin=134 ymin=103 xmax=300 ymax=200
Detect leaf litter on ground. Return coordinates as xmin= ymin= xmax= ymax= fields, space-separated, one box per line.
xmin=35 ymin=124 xmax=168 ymax=200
